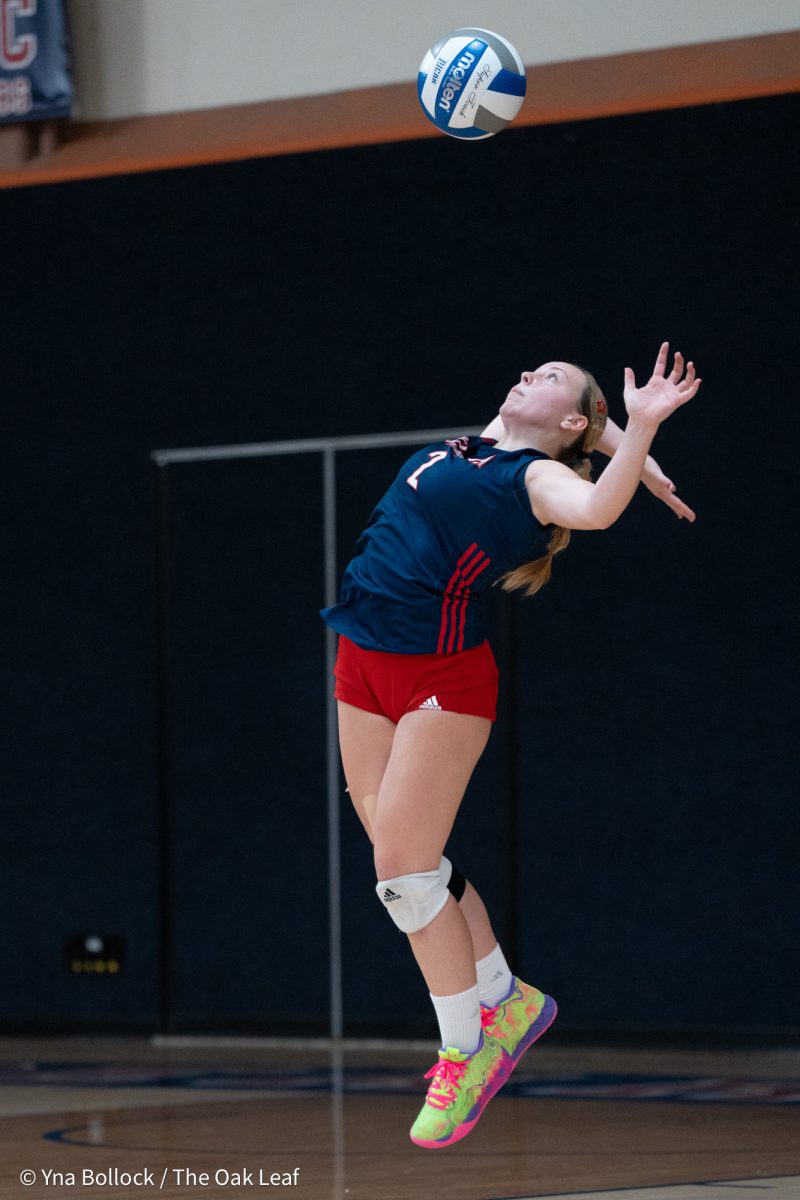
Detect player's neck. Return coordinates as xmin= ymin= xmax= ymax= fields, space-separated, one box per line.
xmin=493 ymin=423 xmax=561 ymax=457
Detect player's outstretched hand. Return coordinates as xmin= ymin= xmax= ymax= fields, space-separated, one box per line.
xmin=641 ymin=456 xmax=696 ymax=522
xmin=624 ymin=343 xmax=701 ymax=429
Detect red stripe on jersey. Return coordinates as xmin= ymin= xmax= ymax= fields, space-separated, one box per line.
xmin=437 ymin=544 xmax=479 ymax=653
xmin=437 ymin=545 xmax=483 ymax=653
xmin=437 ymin=544 xmax=492 ymax=654
xmin=453 ymin=556 xmax=492 ymax=651
xmin=444 ymin=549 xmax=486 ymax=654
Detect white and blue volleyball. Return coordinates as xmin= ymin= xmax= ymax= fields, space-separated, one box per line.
xmin=417 ymin=28 xmax=526 ymax=140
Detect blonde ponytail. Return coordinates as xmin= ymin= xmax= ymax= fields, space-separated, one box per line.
xmin=500 ymin=366 xmax=607 ymax=599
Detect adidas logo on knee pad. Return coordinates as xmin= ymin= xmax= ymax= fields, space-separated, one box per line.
xmin=376 ymin=869 xmax=448 ymax=933
xmin=376 ymin=858 xmax=467 ymax=932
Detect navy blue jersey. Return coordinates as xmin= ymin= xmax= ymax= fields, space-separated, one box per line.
xmin=321 ymin=436 xmax=553 ymax=654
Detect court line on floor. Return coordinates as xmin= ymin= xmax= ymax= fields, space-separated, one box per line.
xmin=488 ymin=1175 xmax=800 ymax=1200
xmin=3 ymin=1063 xmax=797 ymax=1105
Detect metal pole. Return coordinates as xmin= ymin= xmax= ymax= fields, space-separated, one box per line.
xmin=152 ymin=427 xmax=482 ymax=467
xmin=152 ymin=460 xmax=173 ymax=1034
xmin=323 ymin=447 xmax=343 ymax=1041
xmin=500 ymin=601 xmax=520 ymax=970
xmin=150 ymin=430 xmax=481 ymax=1040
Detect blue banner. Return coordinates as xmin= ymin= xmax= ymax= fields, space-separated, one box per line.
xmin=0 ymin=0 xmax=72 ymax=124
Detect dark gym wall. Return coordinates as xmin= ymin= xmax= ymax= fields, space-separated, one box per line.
xmin=2 ymin=94 xmax=798 ymax=1037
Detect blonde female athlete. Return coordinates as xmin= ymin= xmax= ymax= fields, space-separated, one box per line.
xmin=322 ymin=342 xmax=700 ymax=1148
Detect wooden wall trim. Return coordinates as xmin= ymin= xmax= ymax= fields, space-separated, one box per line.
xmin=1 ymin=30 xmax=798 ymax=190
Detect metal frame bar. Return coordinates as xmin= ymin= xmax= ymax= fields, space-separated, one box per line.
xmin=151 ymin=427 xmax=481 ymax=1038
xmin=152 ymin=427 xmax=481 ymax=467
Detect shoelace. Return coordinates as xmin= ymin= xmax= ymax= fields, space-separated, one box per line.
xmin=424 ymin=1057 xmax=468 ymax=1109
xmin=481 ymin=1004 xmax=504 ymax=1040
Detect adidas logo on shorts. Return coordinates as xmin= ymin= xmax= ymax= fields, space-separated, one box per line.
xmin=418 ymin=695 xmax=443 ymax=710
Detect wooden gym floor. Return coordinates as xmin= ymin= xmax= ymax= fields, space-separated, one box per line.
xmin=1 ymin=1036 xmax=799 ymax=1200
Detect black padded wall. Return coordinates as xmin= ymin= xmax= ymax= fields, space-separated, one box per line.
xmin=2 ymin=93 xmax=797 ymax=1036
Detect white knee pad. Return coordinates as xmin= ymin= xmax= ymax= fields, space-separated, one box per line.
xmin=376 ymin=869 xmax=450 ymax=933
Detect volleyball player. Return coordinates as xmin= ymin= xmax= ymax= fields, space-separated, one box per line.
xmin=322 ymin=343 xmax=700 ymax=1148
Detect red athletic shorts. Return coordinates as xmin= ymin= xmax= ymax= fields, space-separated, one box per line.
xmin=333 ymin=635 xmax=499 ymax=723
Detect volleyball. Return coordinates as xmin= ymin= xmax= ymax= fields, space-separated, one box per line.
xmin=417 ymin=28 xmax=526 ymax=140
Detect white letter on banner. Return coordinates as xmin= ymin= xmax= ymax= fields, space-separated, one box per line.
xmin=1 ymin=0 xmax=38 ymax=70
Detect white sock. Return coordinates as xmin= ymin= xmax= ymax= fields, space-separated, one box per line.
xmin=476 ymin=944 xmax=514 ymax=1008
xmin=429 ymin=984 xmax=481 ymax=1055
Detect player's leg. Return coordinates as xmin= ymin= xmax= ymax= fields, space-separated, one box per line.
xmin=443 ymin=806 xmax=557 ymax=1082
xmin=446 ymin=871 xmax=556 ymax=1077
xmin=457 ymin=849 xmax=557 ymax=1086
xmin=459 ymin=879 xmax=499 ymax=963
xmin=336 ymin=634 xmax=498 ymax=955
xmin=338 ymin=695 xmax=511 ymax=1005
xmin=371 ymin=709 xmax=512 ymax=1147
xmin=337 ymin=699 xmax=476 ymax=930
xmin=336 ymin=699 xmax=395 ymax=843
xmin=372 ymin=708 xmax=490 ymax=997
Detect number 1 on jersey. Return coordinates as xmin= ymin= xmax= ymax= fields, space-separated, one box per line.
xmin=406 ymin=450 xmax=448 ymax=491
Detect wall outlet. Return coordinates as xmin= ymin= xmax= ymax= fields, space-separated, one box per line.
xmin=65 ymin=934 xmax=124 ymax=976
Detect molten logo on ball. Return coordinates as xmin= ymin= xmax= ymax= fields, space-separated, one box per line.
xmin=417 ymin=27 xmax=526 ymax=140
xmin=437 ymin=49 xmax=476 ymax=112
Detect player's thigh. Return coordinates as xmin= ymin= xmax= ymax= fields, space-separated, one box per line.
xmin=372 ymin=709 xmax=491 ymax=877
xmin=337 ymin=700 xmax=396 ymax=840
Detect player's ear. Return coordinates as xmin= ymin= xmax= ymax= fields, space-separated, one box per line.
xmin=560 ymin=413 xmax=588 ymax=434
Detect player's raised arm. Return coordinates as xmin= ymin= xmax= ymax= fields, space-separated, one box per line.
xmin=527 ymin=343 xmax=701 ymax=531
xmin=595 ymin=350 xmax=698 ymax=521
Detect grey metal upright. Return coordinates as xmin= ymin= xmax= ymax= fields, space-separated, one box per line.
xmin=151 ymin=427 xmax=481 ymax=1039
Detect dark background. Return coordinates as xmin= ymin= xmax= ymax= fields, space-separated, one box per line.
xmin=2 ymin=93 xmax=797 ymax=1039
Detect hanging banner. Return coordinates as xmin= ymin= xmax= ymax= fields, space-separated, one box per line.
xmin=0 ymin=0 xmax=72 ymax=124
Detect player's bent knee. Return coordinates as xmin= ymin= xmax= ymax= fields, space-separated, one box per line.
xmin=376 ymin=870 xmax=449 ymax=933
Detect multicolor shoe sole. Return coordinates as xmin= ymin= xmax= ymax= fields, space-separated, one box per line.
xmin=509 ymin=991 xmax=557 ymax=1068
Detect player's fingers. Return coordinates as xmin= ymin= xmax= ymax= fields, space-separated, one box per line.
xmin=669 ymin=350 xmax=684 ymax=382
xmin=679 ymin=377 xmax=702 ymax=399
xmin=670 ymin=493 xmax=696 ymax=520
xmin=653 ymin=341 xmax=670 ymax=377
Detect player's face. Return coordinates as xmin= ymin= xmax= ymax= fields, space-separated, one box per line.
xmin=501 ymin=362 xmax=584 ymax=426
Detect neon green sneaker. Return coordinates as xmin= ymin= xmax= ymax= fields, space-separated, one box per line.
xmin=480 ymin=977 xmax=557 ymax=1070
xmin=409 ymin=1031 xmax=510 ymax=1149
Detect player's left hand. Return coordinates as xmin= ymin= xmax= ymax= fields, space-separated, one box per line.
xmin=641 ymin=455 xmax=696 ymax=522
xmin=624 ymin=343 xmax=702 ymax=428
